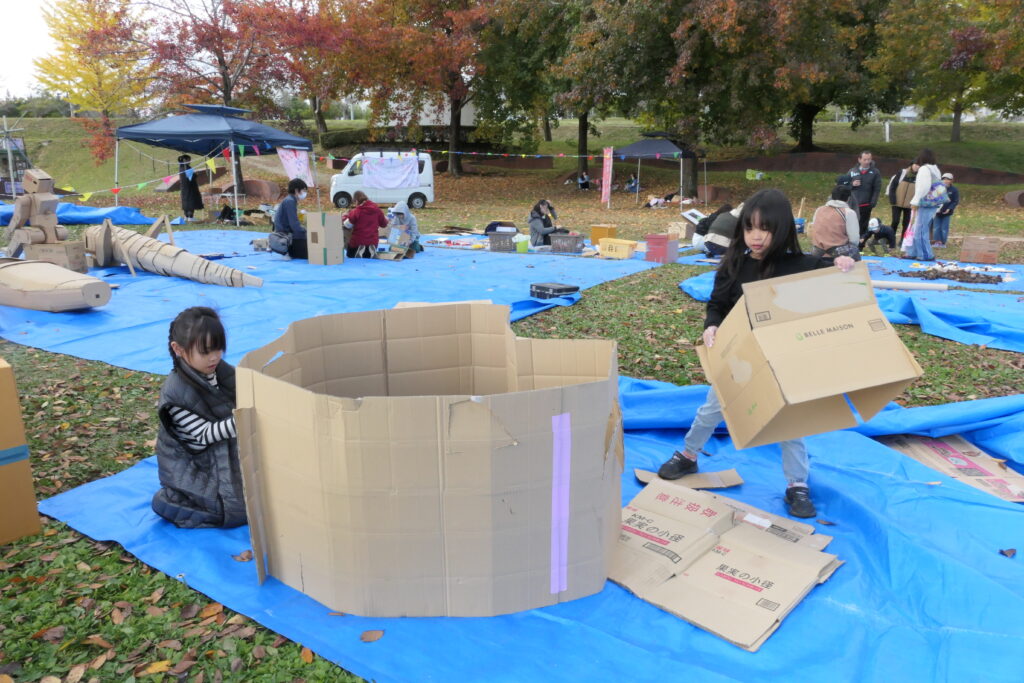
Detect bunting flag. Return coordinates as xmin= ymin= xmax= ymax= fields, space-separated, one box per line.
xmin=111 ymin=187 xmax=121 ymax=195
xmin=206 ymin=159 xmax=217 ymax=174
xmin=136 ymin=182 xmax=147 ymax=190
xmin=163 ymin=175 xmax=174 ymax=185
xmin=81 ymin=192 xmax=92 ymax=202
xmin=237 ymin=144 xmax=246 ymax=157
xmin=410 ymin=147 xmax=692 ymax=161
xmin=221 ymin=148 xmax=231 ymax=160
xmin=185 ymin=168 xmax=194 ymax=181
xmin=252 ymin=145 xmax=260 ymax=156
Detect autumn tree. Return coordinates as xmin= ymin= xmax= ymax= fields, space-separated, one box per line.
xmin=35 ymin=0 xmax=153 ymax=115
xmin=233 ymin=0 xmax=358 ymax=138
xmin=360 ymin=0 xmax=494 ymax=177
xmin=869 ymin=0 xmax=990 ymax=142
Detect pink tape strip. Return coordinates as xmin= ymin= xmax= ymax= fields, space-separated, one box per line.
xmin=550 ymin=413 xmax=572 ymax=594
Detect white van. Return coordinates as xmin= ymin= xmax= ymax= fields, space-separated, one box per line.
xmin=329 ymin=151 xmax=434 ymax=209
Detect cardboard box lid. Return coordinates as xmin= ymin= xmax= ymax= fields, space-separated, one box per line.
xmin=740 ymin=262 xmax=878 ymax=329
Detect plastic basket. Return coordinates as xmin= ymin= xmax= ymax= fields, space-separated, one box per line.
xmin=489 ymin=233 xmax=516 ymax=252
xmin=549 ymin=233 xmax=585 ymax=254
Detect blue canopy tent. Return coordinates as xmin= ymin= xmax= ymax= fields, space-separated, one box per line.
xmin=115 ymin=105 xmax=314 ymax=224
xmin=614 ymin=135 xmax=698 ymax=206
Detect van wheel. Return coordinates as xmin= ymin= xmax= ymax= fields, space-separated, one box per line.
xmin=408 ymin=193 xmax=427 ymax=210
xmin=333 ymin=192 xmax=352 ymax=209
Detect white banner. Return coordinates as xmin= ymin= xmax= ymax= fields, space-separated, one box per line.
xmin=363 ymin=156 xmax=419 ymax=189
xmin=278 ymin=148 xmax=315 ymax=187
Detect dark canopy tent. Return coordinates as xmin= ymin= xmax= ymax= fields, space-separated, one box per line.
xmin=614 ymin=136 xmax=698 ymax=206
xmin=115 ymin=105 xmax=314 ymax=223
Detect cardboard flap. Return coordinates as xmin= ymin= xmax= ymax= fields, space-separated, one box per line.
xmin=634 ymin=468 xmax=744 ymax=490
xmin=741 ymin=262 xmax=875 ymax=329
xmin=448 ymin=399 xmax=516 ymax=451
xmin=235 ymin=407 xmax=268 ymax=584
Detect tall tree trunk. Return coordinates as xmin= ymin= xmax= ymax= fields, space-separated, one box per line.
xmin=543 ymin=113 xmax=552 ymax=142
xmin=951 ymin=97 xmax=963 ymax=143
xmin=791 ymin=103 xmax=822 ymax=152
xmin=313 ymin=96 xmax=328 ymax=134
xmin=577 ymin=110 xmax=588 ymax=175
xmin=448 ymin=94 xmax=463 ymax=177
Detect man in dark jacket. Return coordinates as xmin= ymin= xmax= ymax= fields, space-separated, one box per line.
xmin=839 ymin=151 xmax=881 ymax=238
xmin=178 ymin=155 xmax=204 ymax=221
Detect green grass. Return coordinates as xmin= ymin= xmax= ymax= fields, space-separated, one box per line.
xmin=3 ymin=117 xmax=1024 ymax=680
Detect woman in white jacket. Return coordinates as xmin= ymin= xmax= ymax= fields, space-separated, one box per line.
xmin=905 ymin=148 xmax=941 ymax=261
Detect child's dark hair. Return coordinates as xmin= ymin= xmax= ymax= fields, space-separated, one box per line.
xmin=831 ymin=184 xmax=852 ymax=202
xmin=287 ymin=178 xmax=307 ymax=195
xmin=168 ymin=307 xmax=226 ymax=367
xmin=720 ymin=188 xmax=801 ymax=280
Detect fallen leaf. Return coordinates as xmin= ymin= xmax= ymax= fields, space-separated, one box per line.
xmin=300 ymin=647 xmax=314 ymax=664
xmin=251 ymin=645 xmax=266 ymax=660
xmin=44 ymin=528 xmax=59 ymax=536
xmin=146 ymin=587 xmax=165 ymax=604
xmin=225 ymin=614 xmax=249 ymax=625
xmin=157 ymin=639 xmax=182 ymax=651
xmin=1000 ymin=548 xmax=1017 ymax=558
xmin=925 ymin=481 xmax=942 ymax=486
xmin=170 ymin=658 xmax=197 ymax=675
xmin=137 ymin=660 xmax=172 ymax=676
xmin=235 ymin=626 xmax=256 ymax=640
xmin=272 ymin=635 xmax=288 ymax=648
xmin=39 ymin=677 xmax=61 ymax=683
xmin=65 ymin=664 xmax=87 ymax=683
xmin=232 ymin=550 xmax=253 ymax=562
xmin=179 ymin=603 xmax=201 ymax=619
xmin=81 ymin=635 xmax=114 ymax=649
xmin=327 ymin=611 xmax=346 ymax=617
xmin=110 ymin=607 xmax=125 ymax=625
xmin=230 ymin=657 xmax=243 ymax=673
xmin=199 ymin=602 xmax=223 ymax=619
xmin=145 ymin=606 xmax=165 ymax=617
xmin=360 ymin=630 xmax=384 ymax=643
xmin=33 ymin=625 xmax=66 ymax=642
xmin=88 ymin=651 xmax=110 ymax=669
xmin=816 ymin=519 xmax=836 ymax=526
xmin=0 ymin=676 xmax=12 ymax=683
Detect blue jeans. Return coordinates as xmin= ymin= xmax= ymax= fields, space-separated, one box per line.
xmin=906 ymin=205 xmax=938 ymax=260
xmin=932 ymin=213 xmax=952 ymax=245
xmin=684 ymin=387 xmax=810 ymax=486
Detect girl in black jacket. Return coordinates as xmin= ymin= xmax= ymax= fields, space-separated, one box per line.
xmin=152 ymin=307 xmax=246 ymax=529
xmin=657 ymin=189 xmax=855 ymax=518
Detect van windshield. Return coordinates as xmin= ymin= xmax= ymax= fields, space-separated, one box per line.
xmin=348 ymin=160 xmax=362 ymax=176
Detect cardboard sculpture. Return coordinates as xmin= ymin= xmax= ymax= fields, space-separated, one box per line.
xmin=696 ymin=262 xmax=922 ymax=449
xmin=84 ymin=219 xmax=263 ymax=288
xmin=236 ymin=303 xmax=623 ymax=617
xmin=3 ymin=169 xmax=87 ymax=273
xmin=0 ymin=357 xmax=42 ymax=545
xmin=0 ymin=258 xmax=111 ymax=311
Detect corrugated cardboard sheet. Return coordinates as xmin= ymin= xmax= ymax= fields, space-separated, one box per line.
xmin=236 ymin=303 xmax=622 ymax=617
xmin=306 ymin=212 xmax=345 ymax=266
xmin=697 ymin=262 xmax=923 ymax=449
xmin=610 ymin=480 xmax=841 ymax=652
xmin=878 ymin=434 xmax=1024 ymax=502
xmin=0 ymin=358 xmax=41 ymax=545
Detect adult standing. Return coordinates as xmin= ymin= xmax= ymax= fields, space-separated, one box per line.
xmin=343 ymin=190 xmax=387 ymax=258
xmin=932 ymin=173 xmax=960 ymax=248
xmin=272 ymin=178 xmax=308 ymax=260
xmin=885 ymin=162 xmax=918 ymax=246
xmin=177 ymin=154 xmax=204 ymax=222
xmin=905 ymin=149 xmax=942 ymax=261
xmin=842 ymin=151 xmax=881 ymax=237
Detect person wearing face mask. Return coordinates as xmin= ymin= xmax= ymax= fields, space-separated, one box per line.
xmin=273 ymin=178 xmax=309 ymax=260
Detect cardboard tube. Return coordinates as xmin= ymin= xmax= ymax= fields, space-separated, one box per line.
xmin=871 ymin=279 xmax=948 ymax=291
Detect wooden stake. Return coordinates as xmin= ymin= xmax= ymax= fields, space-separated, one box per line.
xmin=796 ymin=197 xmax=806 ymax=220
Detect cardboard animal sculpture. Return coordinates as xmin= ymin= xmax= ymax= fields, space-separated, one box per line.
xmin=2 ymin=169 xmax=87 ymax=273
xmin=84 ymin=219 xmax=263 ymax=288
xmin=0 ymin=258 xmax=111 ymax=312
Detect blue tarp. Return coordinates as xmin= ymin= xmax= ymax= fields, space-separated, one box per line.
xmin=863 ymin=255 xmax=1024 ymax=292
xmin=0 ymin=201 xmax=158 ymax=226
xmin=38 ymin=377 xmax=1024 ymax=682
xmin=0 ymin=230 xmax=659 ymax=373
xmin=680 ymin=270 xmax=1024 ymax=353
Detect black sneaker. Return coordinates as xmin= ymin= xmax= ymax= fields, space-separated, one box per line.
xmin=785 ymin=486 xmax=816 ymax=518
xmin=657 ymin=451 xmax=698 ymax=480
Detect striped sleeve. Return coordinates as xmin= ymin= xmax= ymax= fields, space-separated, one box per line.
xmin=167 ymin=405 xmax=237 ymax=447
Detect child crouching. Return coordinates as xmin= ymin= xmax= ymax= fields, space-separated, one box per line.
xmin=152 ymin=307 xmax=247 ymax=529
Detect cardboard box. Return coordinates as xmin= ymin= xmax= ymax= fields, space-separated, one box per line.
xmin=610 ymin=481 xmax=840 ymax=651
xmin=645 ymin=234 xmax=679 ymax=264
xmin=0 ymin=358 xmax=42 ymax=545
xmin=697 ymin=262 xmax=922 ymax=449
xmin=959 ymin=236 xmax=1002 ymax=264
xmin=306 ymin=212 xmax=345 ymax=265
xmin=235 ymin=303 xmax=623 ymax=617
xmin=23 ymin=240 xmax=88 ymax=274
xmin=590 ymin=224 xmax=617 ymax=244
xmin=22 ymin=168 xmax=54 ymax=194
xmin=599 ymin=238 xmax=638 ymax=260
xmin=634 ymin=467 xmax=744 ymax=490
xmin=878 ymin=434 xmax=1024 ymax=502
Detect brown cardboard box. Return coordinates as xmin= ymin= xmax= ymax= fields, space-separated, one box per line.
xmin=959 ymin=236 xmax=1002 ymax=264
xmin=878 ymin=434 xmax=1024 ymax=502
xmin=24 ymin=241 xmax=88 ymax=274
xmin=610 ymin=481 xmax=840 ymax=651
xmin=697 ymin=262 xmax=922 ymax=449
xmin=590 ymin=225 xmax=617 ymax=244
xmin=305 ymin=212 xmax=345 ymax=265
xmin=22 ymin=168 xmax=54 ymax=194
xmin=235 ymin=303 xmax=623 ymax=617
xmin=0 ymin=358 xmax=42 ymax=545
xmin=30 ymin=193 xmax=59 ymax=216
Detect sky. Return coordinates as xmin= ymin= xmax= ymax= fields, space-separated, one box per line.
xmin=3 ymin=6 xmax=55 ymax=98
